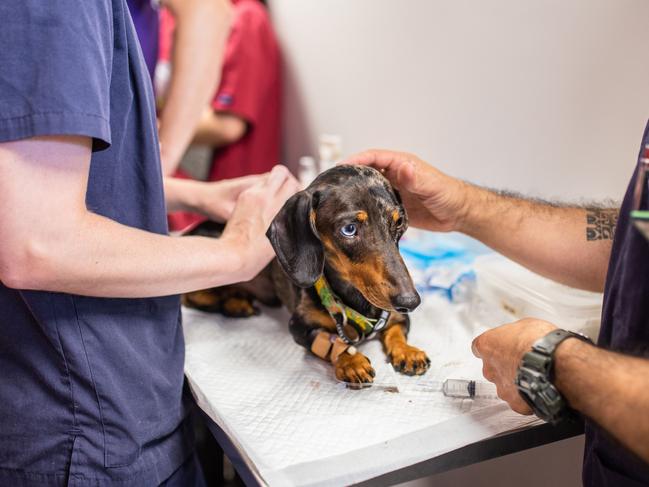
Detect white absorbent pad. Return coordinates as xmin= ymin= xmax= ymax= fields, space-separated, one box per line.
xmin=182 ymin=295 xmax=541 ymax=487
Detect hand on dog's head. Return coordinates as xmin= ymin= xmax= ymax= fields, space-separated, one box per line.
xmin=266 ymin=165 xmax=420 ymax=314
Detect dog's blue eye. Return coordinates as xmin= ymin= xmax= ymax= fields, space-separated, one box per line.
xmin=340 ymin=224 xmax=357 ymax=238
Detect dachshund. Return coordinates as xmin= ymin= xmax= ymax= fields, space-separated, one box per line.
xmin=183 ymin=165 xmax=430 ymax=385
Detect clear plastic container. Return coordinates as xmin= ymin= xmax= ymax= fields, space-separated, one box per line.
xmin=298 ymin=156 xmax=318 ymax=187
xmin=318 ymin=134 xmax=342 ymax=173
xmin=473 ymin=254 xmax=603 ymax=339
xmin=400 ymin=230 xmax=490 ymax=302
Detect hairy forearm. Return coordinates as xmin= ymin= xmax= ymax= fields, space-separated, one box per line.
xmin=158 ymin=0 xmax=231 ymax=174
xmin=555 ymin=339 xmax=649 ymax=463
xmin=8 ymin=210 xmax=252 ymax=298
xmin=459 ymin=184 xmax=616 ymax=291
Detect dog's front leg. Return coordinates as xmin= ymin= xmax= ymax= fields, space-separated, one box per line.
xmin=381 ymin=315 xmax=430 ymax=376
xmin=289 ymin=311 xmax=375 ymax=385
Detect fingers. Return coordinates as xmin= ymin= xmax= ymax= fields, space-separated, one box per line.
xmin=396 ymin=159 xmax=417 ymax=190
xmin=345 ymin=150 xmax=422 ymax=194
xmin=221 ymin=174 xmax=266 ymax=196
xmin=262 ymin=166 xmax=299 ymax=210
xmin=481 ymin=363 xmax=495 ymax=382
xmin=510 ymin=400 xmax=534 ymax=416
xmin=343 ymin=149 xmax=412 ymax=171
xmin=498 ymin=384 xmax=533 ymax=415
xmin=342 ymin=149 xmax=391 ymax=169
xmin=264 ymin=165 xmax=291 ymax=193
xmin=235 ymin=173 xmax=267 ymax=185
xmin=262 ymin=165 xmax=300 ymax=203
xmin=277 ymin=174 xmax=300 ymax=202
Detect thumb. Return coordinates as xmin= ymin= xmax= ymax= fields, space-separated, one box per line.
xmin=471 ymin=336 xmax=483 ymax=358
xmin=264 ymin=165 xmax=290 ymax=193
xmin=396 ymin=160 xmax=418 ymax=193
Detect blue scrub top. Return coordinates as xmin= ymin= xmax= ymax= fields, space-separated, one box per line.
xmin=583 ymin=122 xmax=649 ymax=486
xmin=0 ymin=1 xmax=190 ymax=485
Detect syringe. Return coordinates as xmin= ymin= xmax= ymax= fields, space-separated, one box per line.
xmin=441 ymin=378 xmax=499 ymax=399
xmin=339 ymin=377 xmax=499 ymax=400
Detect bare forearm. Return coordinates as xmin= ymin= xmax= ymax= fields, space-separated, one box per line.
xmin=555 ymin=339 xmax=649 ymax=463
xmin=0 ymin=136 xmax=287 ymax=298
xmin=459 ymin=184 xmax=616 ymax=291
xmin=164 ymin=176 xmax=210 ymax=215
xmin=10 ymin=211 xmax=253 ymax=298
xmin=163 ymin=173 xmax=265 ymax=223
xmin=158 ymin=0 xmax=231 ymax=174
xmin=192 ymin=110 xmax=246 ymax=147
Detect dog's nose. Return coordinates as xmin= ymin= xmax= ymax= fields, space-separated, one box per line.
xmin=391 ymin=292 xmax=421 ymax=313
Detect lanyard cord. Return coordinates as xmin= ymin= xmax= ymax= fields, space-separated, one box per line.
xmin=314 ymin=275 xmax=390 ymax=344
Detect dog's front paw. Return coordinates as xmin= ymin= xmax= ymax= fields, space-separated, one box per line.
xmin=389 ymin=345 xmax=431 ymax=376
xmin=335 ymin=352 xmax=375 ymax=387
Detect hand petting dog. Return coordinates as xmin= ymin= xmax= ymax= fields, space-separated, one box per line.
xmin=343 ymin=150 xmax=469 ymax=233
xmin=223 ymin=165 xmax=301 ymax=281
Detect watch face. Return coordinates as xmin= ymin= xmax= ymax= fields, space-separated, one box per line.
xmin=516 ymin=365 xmax=567 ymax=424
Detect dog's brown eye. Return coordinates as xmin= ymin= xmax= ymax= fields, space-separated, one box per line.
xmin=340 ymin=224 xmax=357 ymax=238
xmin=395 ymin=217 xmax=404 ymax=228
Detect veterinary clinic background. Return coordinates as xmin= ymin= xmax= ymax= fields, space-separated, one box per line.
xmin=0 ymin=1 xmax=648 ymax=487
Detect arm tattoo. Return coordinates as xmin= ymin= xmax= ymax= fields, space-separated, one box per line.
xmin=586 ymin=208 xmax=618 ymax=241
xmin=488 ymin=186 xmax=620 ymax=240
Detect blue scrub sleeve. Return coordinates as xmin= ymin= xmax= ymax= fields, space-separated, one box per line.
xmin=0 ymin=1 xmax=113 ymax=150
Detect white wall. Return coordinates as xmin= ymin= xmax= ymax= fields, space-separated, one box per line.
xmin=269 ymin=0 xmax=649 ymax=202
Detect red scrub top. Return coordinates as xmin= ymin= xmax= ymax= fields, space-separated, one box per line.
xmin=164 ymin=0 xmax=282 ymax=231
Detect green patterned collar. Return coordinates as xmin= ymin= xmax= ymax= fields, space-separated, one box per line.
xmin=314 ymin=275 xmax=390 ymax=344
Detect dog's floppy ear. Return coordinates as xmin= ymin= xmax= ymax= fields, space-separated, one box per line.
xmin=392 ymin=188 xmax=409 ymax=239
xmin=266 ymin=190 xmax=324 ymax=288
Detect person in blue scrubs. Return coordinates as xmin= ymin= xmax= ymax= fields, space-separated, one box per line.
xmin=0 ymin=2 xmax=298 ymax=485
xmin=347 ymin=145 xmax=649 ymax=485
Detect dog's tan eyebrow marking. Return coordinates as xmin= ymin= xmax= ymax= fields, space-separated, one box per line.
xmin=356 ymin=211 xmax=368 ymax=222
xmin=309 ymin=210 xmax=319 ymax=234
xmin=391 ymin=209 xmax=400 ymax=222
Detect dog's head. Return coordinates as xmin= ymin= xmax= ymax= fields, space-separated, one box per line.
xmin=267 ymin=165 xmax=420 ymax=313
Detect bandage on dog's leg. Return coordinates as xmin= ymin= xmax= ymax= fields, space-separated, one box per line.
xmin=310 ymin=332 xmax=357 ymax=365
xmin=330 ymin=338 xmax=354 ymax=364
xmin=310 ymin=331 xmax=334 ymax=360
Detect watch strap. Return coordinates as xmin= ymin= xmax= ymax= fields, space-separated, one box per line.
xmin=532 ymin=328 xmax=592 ymax=355
xmin=531 ymin=329 xmax=593 ymax=380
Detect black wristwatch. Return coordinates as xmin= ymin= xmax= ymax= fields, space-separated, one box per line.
xmin=515 ymin=329 xmax=593 ymax=424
